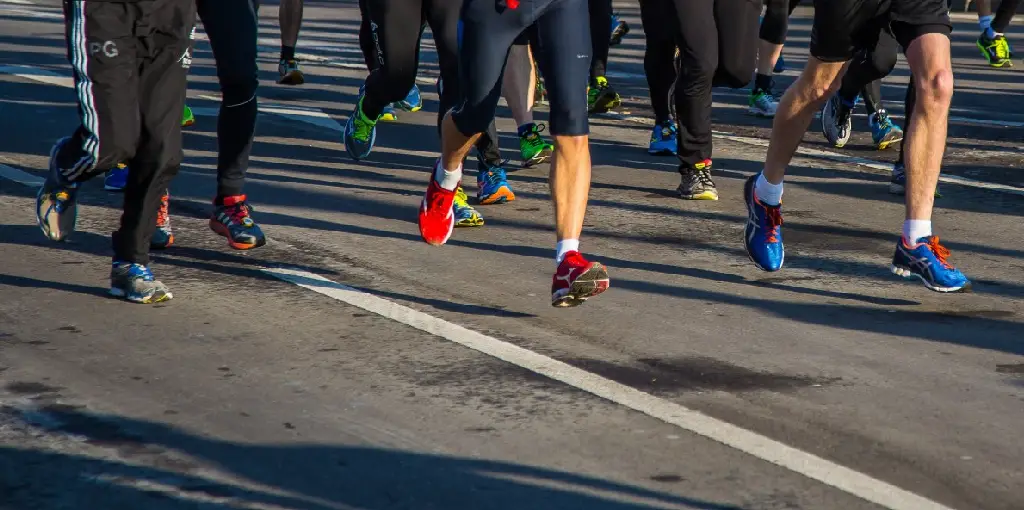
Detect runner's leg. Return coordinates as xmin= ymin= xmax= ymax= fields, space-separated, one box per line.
xmin=640 ymin=0 xmax=679 ymax=154
xmin=278 ymin=0 xmax=305 ymax=83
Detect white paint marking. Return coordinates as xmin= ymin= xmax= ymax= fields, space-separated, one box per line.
xmin=193 ymin=94 xmax=345 ymax=132
xmin=0 ymin=163 xmax=43 ymax=186
xmin=0 ymin=0 xmax=38 ymax=5
xmin=0 ymin=5 xmax=62 ymax=18
xmin=263 ymin=266 xmax=956 ymax=510
xmin=0 ymin=64 xmax=73 ymax=88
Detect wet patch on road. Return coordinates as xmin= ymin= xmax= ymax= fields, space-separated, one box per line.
xmin=562 ymin=357 xmax=837 ymax=396
xmin=996 ymin=363 xmax=1024 ymax=375
xmin=5 ymin=381 xmax=62 ymax=395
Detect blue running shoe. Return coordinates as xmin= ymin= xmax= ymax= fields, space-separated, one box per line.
xmin=743 ymin=173 xmax=784 ymax=272
xmin=774 ymin=55 xmax=786 ymax=73
xmin=870 ymin=109 xmax=903 ymax=150
xmin=648 ymin=120 xmax=678 ymax=155
xmin=397 ymin=84 xmax=422 ymax=112
xmin=36 ymin=137 xmax=79 ymax=242
xmin=110 ymin=261 xmax=173 ymax=303
xmin=104 ymin=163 xmax=128 ymax=191
xmin=891 ymin=236 xmax=971 ymax=293
xmin=476 ymin=157 xmax=515 ymax=205
xmin=344 ymin=95 xmax=377 ymax=160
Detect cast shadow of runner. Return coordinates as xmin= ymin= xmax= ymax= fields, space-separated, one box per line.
xmin=12 ymin=406 xmax=743 ymax=510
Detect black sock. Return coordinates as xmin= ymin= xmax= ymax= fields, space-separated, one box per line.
xmin=281 ymin=45 xmax=295 ymax=61
xmin=754 ymin=73 xmax=773 ymax=92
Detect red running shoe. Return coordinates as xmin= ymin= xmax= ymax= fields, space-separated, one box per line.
xmin=418 ymin=177 xmax=455 ymax=246
xmin=551 ymin=251 xmax=610 ymax=307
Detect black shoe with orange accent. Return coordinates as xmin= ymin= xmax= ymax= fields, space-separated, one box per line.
xmin=150 ymin=192 xmax=174 ymax=249
xmin=210 ymin=194 xmax=266 ymax=250
xmin=551 ymin=251 xmax=610 ymax=307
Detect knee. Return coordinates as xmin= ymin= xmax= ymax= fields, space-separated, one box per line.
xmin=914 ymin=68 xmax=954 ymax=110
xmin=220 ymin=69 xmax=258 ymax=107
xmin=796 ymin=64 xmax=845 ymax=105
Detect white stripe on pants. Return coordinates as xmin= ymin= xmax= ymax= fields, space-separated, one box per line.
xmin=66 ymin=0 xmax=100 ymax=181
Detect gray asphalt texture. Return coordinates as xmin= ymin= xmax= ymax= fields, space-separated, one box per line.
xmin=0 ymin=1 xmax=1022 ymax=509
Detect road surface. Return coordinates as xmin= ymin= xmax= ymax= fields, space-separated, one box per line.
xmin=0 ymin=1 xmax=1022 ymax=509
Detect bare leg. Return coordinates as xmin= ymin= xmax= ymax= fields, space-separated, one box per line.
xmin=757 ymin=40 xmax=784 ymax=76
xmin=279 ymin=0 xmax=303 ymax=50
xmin=902 ymin=33 xmax=953 ymax=222
xmin=549 ymin=135 xmax=590 ymax=241
xmin=441 ymin=112 xmax=481 ymax=171
xmin=763 ymin=59 xmax=848 ymax=183
xmin=502 ymin=44 xmax=535 ymax=126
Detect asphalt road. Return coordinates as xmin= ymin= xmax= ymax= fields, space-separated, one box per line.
xmin=1 ymin=1 xmax=1022 ymax=509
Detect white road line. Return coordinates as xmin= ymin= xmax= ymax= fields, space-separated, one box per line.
xmin=600 ymin=112 xmax=1024 ymax=197
xmin=0 ymin=64 xmax=72 ymax=88
xmin=263 ymin=267 xmax=955 ymax=510
xmin=0 ymin=163 xmax=43 ymax=186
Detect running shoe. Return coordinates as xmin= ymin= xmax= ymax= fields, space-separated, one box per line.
xmin=609 ymin=17 xmax=630 ymax=46
xmin=821 ymin=95 xmax=853 ymax=148
xmin=678 ymin=159 xmax=718 ymax=200
xmin=151 ymin=191 xmax=174 ymax=249
xmin=477 ymin=159 xmax=515 ymax=205
xmin=344 ymin=95 xmax=378 ymax=160
xmin=869 ymin=109 xmax=903 ymax=150
xmin=519 ymin=122 xmax=554 ymax=167
xmin=648 ymin=120 xmax=677 ymax=155
xmin=551 ymin=251 xmax=610 ymax=307
xmin=379 ymin=104 xmax=399 ymax=122
xmin=773 ymin=55 xmax=786 ymax=73
xmin=36 ymin=137 xmax=78 ymax=242
xmin=210 ymin=195 xmax=266 ymax=250
xmin=453 ymin=186 xmax=484 ymax=227
xmin=743 ymin=174 xmax=784 ymax=272
xmin=888 ymin=162 xmax=942 ymax=197
xmin=278 ymin=59 xmax=305 ymax=84
xmin=891 ymin=236 xmax=971 ymax=293
xmin=104 ymin=163 xmax=129 ymax=191
xmin=110 ymin=262 xmax=172 ymax=304
xmin=587 ymin=76 xmax=621 ymax=114
xmin=977 ymin=32 xmax=1012 ymax=67
xmin=397 ymin=84 xmax=422 ymax=112
xmin=182 ymin=104 xmax=195 ymax=127
xmin=748 ymin=87 xmax=778 ymax=118
xmin=418 ymin=166 xmax=456 ymax=246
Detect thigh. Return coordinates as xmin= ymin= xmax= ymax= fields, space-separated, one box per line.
xmin=198 ymin=0 xmax=259 ymax=103
xmin=365 ymin=0 xmax=424 ymax=73
xmin=136 ymin=0 xmax=194 ymax=164
xmin=810 ymin=0 xmax=879 ymax=62
xmin=533 ymin=0 xmax=590 ymax=135
xmin=64 ymin=0 xmax=141 ymax=172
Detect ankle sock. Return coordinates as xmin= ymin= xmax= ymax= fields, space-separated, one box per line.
xmin=555 ymin=239 xmax=579 ymax=266
xmin=434 ymin=160 xmax=462 ymax=191
xmin=754 ymin=172 xmax=784 ymax=206
xmin=903 ymin=220 xmax=932 ymax=244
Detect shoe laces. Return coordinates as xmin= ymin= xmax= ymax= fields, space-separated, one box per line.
xmin=763 ymin=205 xmax=783 ymax=243
xmin=225 ymin=201 xmax=253 ymax=225
xmin=156 ymin=194 xmax=170 ymax=227
xmin=656 ymin=121 xmax=676 ymax=139
xmin=694 ymin=167 xmax=715 ymax=188
xmin=995 ymin=37 xmax=1011 ymax=59
xmin=454 ymin=186 xmax=470 ymax=207
xmin=872 ymin=110 xmax=893 ymax=130
xmin=427 ymin=183 xmax=452 ymax=213
xmin=118 ymin=262 xmax=154 ymax=281
xmin=522 ymin=123 xmax=548 ymax=147
xmin=925 ymin=236 xmax=954 ymax=269
xmin=353 ymin=99 xmax=377 ymax=139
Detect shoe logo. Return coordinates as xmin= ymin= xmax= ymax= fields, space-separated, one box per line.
xmin=241 ymin=218 xmax=254 ymax=227
xmin=556 ymin=267 xmax=577 ymax=285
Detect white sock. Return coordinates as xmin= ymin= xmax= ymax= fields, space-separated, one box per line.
xmin=979 ymin=14 xmax=994 ymax=33
xmin=555 ymin=239 xmax=579 ymax=265
xmin=902 ymin=220 xmax=932 ymax=244
xmin=754 ymin=172 xmax=784 ymax=206
xmin=433 ymin=160 xmax=462 ymax=191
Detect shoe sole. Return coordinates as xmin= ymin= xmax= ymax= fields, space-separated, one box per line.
xmin=110 ymin=287 xmax=173 ymax=303
xmin=876 ymin=133 xmax=903 ymax=151
xmin=478 ymin=187 xmax=515 ymax=205
xmin=523 ymin=148 xmax=553 ymax=168
xmin=278 ymin=71 xmax=305 ymax=85
xmin=455 ymin=218 xmax=485 ymax=228
xmin=379 ymin=112 xmax=399 ymax=122
xmin=891 ymin=265 xmax=972 ymax=293
xmin=210 ymin=221 xmax=266 ymax=250
xmin=648 ymin=148 xmax=677 ymax=156
xmin=551 ymin=264 xmax=610 ymax=307
xmin=678 ymin=190 xmax=719 ymax=200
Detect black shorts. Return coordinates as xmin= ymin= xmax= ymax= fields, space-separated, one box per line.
xmin=453 ymin=0 xmax=590 ymax=136
xmin=810 ymin=0 xmax=951 ymax=62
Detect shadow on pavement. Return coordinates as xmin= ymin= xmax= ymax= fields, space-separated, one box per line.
xmin=2 ymin=406 xmax=742 ymax=510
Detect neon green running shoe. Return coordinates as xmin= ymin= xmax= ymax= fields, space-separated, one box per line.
xmin=453 ymin=186 xmax=484 ymax=227
xmin=518 ymin=122 xmax=553 ymax=168
xmin=587 ymin=76 xmax=621 ymax=114
xmin=182 ymin=104 xmax=195 ymax=127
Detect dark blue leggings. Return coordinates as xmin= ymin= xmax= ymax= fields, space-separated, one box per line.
xmin=452 ymin=0 xmax=591 ymax=137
